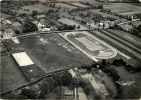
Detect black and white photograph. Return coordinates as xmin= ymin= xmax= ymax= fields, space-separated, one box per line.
xmin=0 ymin=0 xmax=141 ymax=99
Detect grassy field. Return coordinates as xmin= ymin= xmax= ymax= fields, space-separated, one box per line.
xmin=0 ymin=55 xmax=27 ymax=94
xmin=1 ymin=32 xmax=93 ymax=94
xmin=16 ymin=33 xmax=93 ymax=73
xmin=18 ymin=4 xmax=50 ymax=14
xmin=58 ymin=18 xmax=87 ymax=30
xmin=55 ymin=3 xmax=78 ymax=9
xmin=71 ymin=3 xmax=89 ymax=8
xmin=104 ymin=3 xmax=141 ymax=15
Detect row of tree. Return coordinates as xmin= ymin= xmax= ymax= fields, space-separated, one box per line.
xmin=5 ymin=71 xmax=73 ymax=99
xmin=131 ymin=25 xmax=141 ymax=38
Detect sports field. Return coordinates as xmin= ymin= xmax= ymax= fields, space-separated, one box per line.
xmin=60 ymin=31 xmax=117 ymax=62
xmin=1 ymin=32 xmax=93 ymax=94
xmin=104 ymin=3 xmax=141 ymax=15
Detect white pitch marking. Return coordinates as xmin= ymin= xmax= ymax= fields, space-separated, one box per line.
xmin=86 ymin=31 xmax=131 ymax=60
xmin=59 ymin=31 xmax=131 ymax=60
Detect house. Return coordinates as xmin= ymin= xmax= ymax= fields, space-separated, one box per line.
xmin=3 ymin=28 xmax=15 ymax=39
xmin=118 ymin=24 xmax=133 ymax=32
xmin=37 ymin=18 xmax=51 ymax=31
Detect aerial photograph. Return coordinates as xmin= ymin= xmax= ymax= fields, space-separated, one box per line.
xmin=0 ymin=0 xmax=141 ymax=99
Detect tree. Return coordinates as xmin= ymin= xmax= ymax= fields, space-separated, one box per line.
xmin=131 ymin=25 xmax=141 ymax=37
xmin=18 ymin=13 xmax=28 ymax=18
xmin=137 ymin=25 xmax=141 ymax=31
xmin=127 ymin=0 xmax=139 ymax=2
xmin=112 ymin=59 xmax=126 ymax=66
xmin=22 ymin=19 xmax=38 ymax=33
xmin=61 ymin=72 xmax=73 ymax=86
xmin=39 ymin=77 xmax=57 ymax=98
xmin=32 ymin=10 xmax=38 ymax=17
xmin=20 ymin=88 xmax=37 ymax=99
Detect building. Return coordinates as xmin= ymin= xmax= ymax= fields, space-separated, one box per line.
xmin=37 ymin=18 xmax=51 ymax=31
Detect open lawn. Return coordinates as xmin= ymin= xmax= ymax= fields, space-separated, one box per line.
xmin=58 ymin=18 xmax=87 ymax=30
xmin=71 ymin=3 xmax=89 ymax=8
xmin=0 ymin=32 xmax=93 ymax=94
xmin=0 ymin=55 xmax=27 ymax=94
xmin=18 ymin=4 xmax=50 ymax=14
xmin=55 ymin=3 xmax=77 ymax=9
xmin=104 ymin=3 xmax=141 ymax=15
xmin=14 ymin=33 xmax=93 ymax=73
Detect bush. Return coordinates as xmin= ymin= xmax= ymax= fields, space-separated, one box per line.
xmin=31 ymin=10 xmax=38 ymax=17
xmin=20 ymin=88 xmax=37 ymax=99
xmin=125 ymin=65 xmax=141 ymax=73
xmin=112 ymin=59 xmax=126 ymax=66
xmin=22 ymin=20 xmax=38 ymax=33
